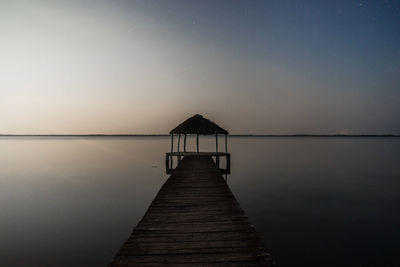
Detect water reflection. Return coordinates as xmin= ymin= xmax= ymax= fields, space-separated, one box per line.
xmin=1 ymin=136 xmax=399 ymax=266
xmin=228 ymin=137 xmax=400 ymax=267
xmin=0 ymin=137 xmax=168 ymax=267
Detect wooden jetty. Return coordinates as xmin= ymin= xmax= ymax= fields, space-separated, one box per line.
xmin=109 ymin=115 xmax=272 ymax=266
xmin=109 ymin=155 xmax=272 ymax=266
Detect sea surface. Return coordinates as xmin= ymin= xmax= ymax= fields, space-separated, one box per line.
xmin=1 ymin=136 xmax=399 ymax=267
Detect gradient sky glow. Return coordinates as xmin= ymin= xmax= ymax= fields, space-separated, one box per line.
xmin=1 ymin=0 xmax=400 ymax=134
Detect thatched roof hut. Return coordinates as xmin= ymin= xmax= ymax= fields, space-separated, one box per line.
xmin=169 ymin=114 xmax=229 ymax=153
xmin=170 ymin=114 xmax=228 ymax=135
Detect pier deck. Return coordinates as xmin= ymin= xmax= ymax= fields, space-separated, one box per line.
xmin=109 ymin=155 xmax=272 ymax=266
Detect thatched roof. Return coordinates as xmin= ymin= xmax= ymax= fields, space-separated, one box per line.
xmin=170 ymin=114 xmax=229 ymax=135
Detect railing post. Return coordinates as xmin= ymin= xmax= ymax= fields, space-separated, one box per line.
xmin=165 ymin=154 xmax=169 ymax=174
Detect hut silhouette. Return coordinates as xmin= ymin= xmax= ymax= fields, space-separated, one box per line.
xmin=166 ymin=114 xmax=230 ymax=174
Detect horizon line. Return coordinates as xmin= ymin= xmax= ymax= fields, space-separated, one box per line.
xmin=1 ymin=134 xmax=399 ymax=137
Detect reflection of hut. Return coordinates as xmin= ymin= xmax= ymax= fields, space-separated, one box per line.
xmin=166 ymin=114 xmax=230 ymax=174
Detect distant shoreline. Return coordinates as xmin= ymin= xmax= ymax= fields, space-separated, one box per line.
xmin=0 ymin=134 xmax=399 ymax=137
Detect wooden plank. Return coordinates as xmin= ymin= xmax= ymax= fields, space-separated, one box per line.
xmin=109 ymin=155 xmax=272 ymax=266
xmin=111 ymin=251 xmax=271 ymax=263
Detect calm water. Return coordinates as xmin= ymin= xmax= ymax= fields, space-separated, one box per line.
xmin=1 ymin=136 xmax=399 ymax=267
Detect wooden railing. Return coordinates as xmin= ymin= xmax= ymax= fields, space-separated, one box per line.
xmin=165 ymin=152 xmax=231 ymax=175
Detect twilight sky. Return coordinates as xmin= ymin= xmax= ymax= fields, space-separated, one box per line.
xmin=1 ymin=0 xmax=399 ymax=134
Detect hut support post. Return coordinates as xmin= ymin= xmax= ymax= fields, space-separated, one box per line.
xmin=226 ymin=154 xmax=231 ymax=176
xmin=216 ymin=134 xmax=218 ymax=152
xmin=184 ymin=134 xmax=186 ymax=152
xmin=170 ymin=135 xmax=174 ymax=169
xmin=196 ymin=134 xmax=199 ymax=153
xmin=216 ymin=134 xmax=220 ymax=167
xmin=170 ymin=135 xmax=174 ymax=153
xmin=225 ymin=134 xmax=228 ymax=153
xmin=177 ymin=135 xmax=181 ymax=162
